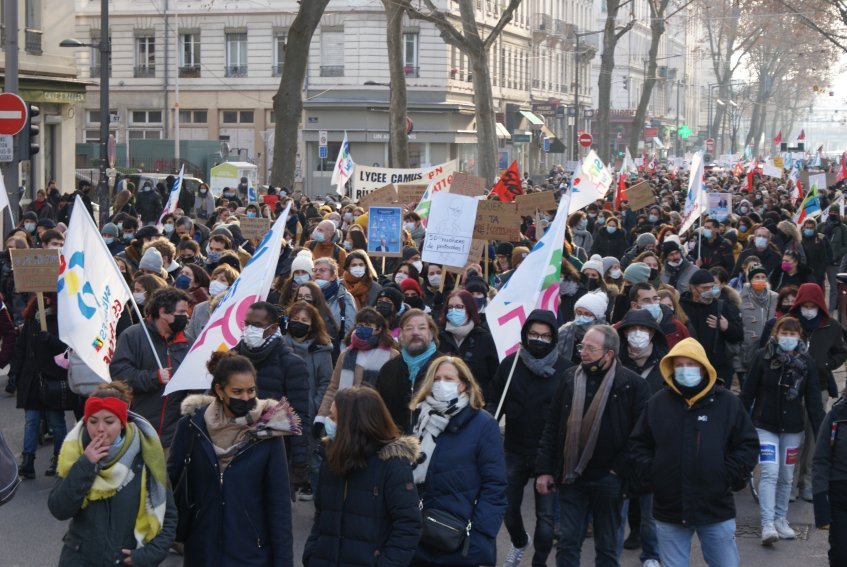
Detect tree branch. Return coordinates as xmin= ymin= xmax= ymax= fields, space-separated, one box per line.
xmin=406 ymin=1 xmax=469 ymax=49
xmin=774 ymin=0 xmax=847 ymax=52
xmin=483 ymin=0 xmax=523 ymax=50
xmin=614 ymin=18 xmax=636 ymax=41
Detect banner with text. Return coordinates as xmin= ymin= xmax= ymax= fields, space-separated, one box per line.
xmin=352 ymin=160 xmax=456 ymax=198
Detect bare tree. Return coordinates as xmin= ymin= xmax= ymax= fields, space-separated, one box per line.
xmin=773 ymin=0 xmax=847 ymax=52
xmin=596 ymin=1 xmax=635 ymax=163
xmin=383 ymin=0 xmax=412 ymax=168
xmin=407 ymin=0 xmax=522 ymax=183
xmin=271 ymin=0 xmax=331 ymax=189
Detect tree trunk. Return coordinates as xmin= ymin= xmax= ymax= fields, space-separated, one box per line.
xmin=628 ymin=15 xmax=664 ymax=154
xmin=470 ymin=50 xmax=498 ymax=183
xmin=596 ymin=5 xmax=622 ymax=164
xmin=271 ymin=0 xmax=330 ymax=190
xmin=384 ymin=0 xmax=410 ymax=168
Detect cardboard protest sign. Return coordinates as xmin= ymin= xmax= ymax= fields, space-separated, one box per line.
xmin=449 ymin=172 xmax=488 ymax=197
xmin=239 ymin=217 xmax=271 ymax=241
xmin=10 ymin=248 xmax=60 ymax=292
xmin=762 ymin=160 xmax=783 ymax=178
xmin=444 ymin=239 xmax=486 ymax=273
xmin=358 ymin=184 xmax=398 ymax=209
xmin=515 ymin=191 xmax=557 ymax=215
xmin=800 ymin=171 xmax=837 ymax=189
xmin=396 ymin=184 xmax=427 ymax=204
xmin=473 ymin=200 xmax=522 ymax=241
xmin=422 ymin=193 xmax=479 ymax=268
xmin=352 ymin=160 xmax=456 ymax=197
xmin=625 ymin=181 xmax=656 ymax=211
xmin=366 ymin=207 xmax=403 ymax=257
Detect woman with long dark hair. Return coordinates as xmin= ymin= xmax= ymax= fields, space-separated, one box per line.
xmin=303 ymin=387 xmax=421 ymax=567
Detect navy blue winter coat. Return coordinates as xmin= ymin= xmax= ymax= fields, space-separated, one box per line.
xmin=413 ymin=406 xmax=507 ymax=566
xmin=303 ymin=436 xmax=422 ymax=567
xmin=166 ymin=396 xmax=293 ymax=567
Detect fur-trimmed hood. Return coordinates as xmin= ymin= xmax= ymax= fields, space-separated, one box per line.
xmin=377 ymin=435 xmax=420 ymax=463
xmin=778 ymin=220 xmax=802 ymax=243
xmin=180 ymin=393 xmax=301 ymax=437
xmin=719 ymin=284 xmax=741 ymax=307
xmin=181 ymin=394 xmax=216 ymax=416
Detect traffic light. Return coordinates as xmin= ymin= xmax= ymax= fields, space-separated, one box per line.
xmin=18 ymin=102 xmax=39 ymax=160
xmin=622 ymin=77 xmax=628 ymax=91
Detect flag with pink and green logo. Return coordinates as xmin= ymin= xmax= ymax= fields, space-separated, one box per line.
xmin=486 ymin=187 xmax=571 ymax=360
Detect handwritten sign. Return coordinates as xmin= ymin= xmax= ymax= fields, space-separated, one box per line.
xmin=422 ymin=193 xmax=479 ymax=268
xmin=444 ymin=239 xmax=486 ymax=273
xmin=358 ymin=184 xmax=398 ymax=209
xmin=625 ymin=181 xmax=656 ymax=211
xmin=397 ymin=184 xmax=427 ymax=204
xmin=515 ymin=191 xmax=557 ymax=215
xmin=473 ymin=200 xmax=522 ymax=241
xmin=449 ymin=172 xmax=488 ymax=197
xmin=239 ymin=217 xmax=271 ymax=241
xmin=10 ymin=248 xmax=61 ymax=292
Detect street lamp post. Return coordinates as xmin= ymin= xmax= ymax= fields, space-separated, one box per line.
xmin=572 ymin=29 xmax=604 ymax=162
xmin=60 ymin=0 xmax=110 ymax=226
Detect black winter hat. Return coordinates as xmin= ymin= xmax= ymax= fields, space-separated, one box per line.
xmin=661 ymin=240 xmax=681 ymax=256
xmin=375 ymin=286 xmax=404 ymax=313
xmin=495 ymin=242 xmax=514 ymax=256
xmin=689 ymin=269 xmax=714 ymax=286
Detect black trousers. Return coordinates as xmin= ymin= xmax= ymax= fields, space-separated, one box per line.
xmin=830 ymin=480 xmax=847 ymax=566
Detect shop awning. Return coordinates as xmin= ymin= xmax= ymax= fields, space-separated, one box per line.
xmin=540 ymin=125 xmax=556 ymax=138
xmin=541 ymin=125 xmax=566 ymax=154
xmin=652 ymin=136 xmax=665 ymax=149
xmin=519 ymin=110 xmax=545 ymax=126
xmin=496 ymin=122 xmax=511 ymax=139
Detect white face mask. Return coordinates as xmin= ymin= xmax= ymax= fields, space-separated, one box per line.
xmin=801 ymin=306 xmax=819 ymax=320
xmin=412 ymin=260 xmax=423 ymax=273
xmin=132 ymin=291 xmax=146 ymax=305
xmin=428 ymin=275 xmax=441 ymax=288
xmin=431 ymin=380 xmax=460 ymax=403
xmin=209 ymin=280 xmax=229 ymax=296
xmin=609 ymin=268 xmax=622 ymax=279
xmin=349 ymin=266 xmax=366 ymax=279
xmin=395 ymin=273 xmax=408 ymax=285
xmin=627 ymin=330 xmax=651 ymax=350
xmin=242 ymin=324 xmax=268 ymax=349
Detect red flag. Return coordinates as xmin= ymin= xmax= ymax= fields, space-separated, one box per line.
xmin=745 ymin=160 xmax=757 ymax=193
xmin=839 ymin=153 xmax=847 ymax=183
xmin=733 ymin=162 xmax=743 ymax=177
xmin=797 ymin=129 xmax=806 ymax=141
xmin=773 ymin=131 xmax=782 ymax=145
xmin=489 ymin=160 xmax=523 ymax=203
xmin=615 ymin=173 xmax=627 ymax=210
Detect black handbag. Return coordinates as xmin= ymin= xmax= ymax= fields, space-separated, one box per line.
xmin=173 ymin=426 xmax=197 ymax=543
xmin=38 ymin=374 xmax=77 ymax=411
xmin=419 ymin=501 xmax=472 ymax=556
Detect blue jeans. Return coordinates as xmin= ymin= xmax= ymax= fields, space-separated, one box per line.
xmin=617 ymin=494 xmax=659 ymax=561
xmin=556 ymin=473 xmax=623 ymax=567
xmin=23 ymin=409 xmax=67 ymax=455
xmin=756 ymin=428 xmax=803 ymax=526
xmin=655 ymin=518 xmax=740 ymax=567
xmin=503 ymin=452 xmax=555 ymax=566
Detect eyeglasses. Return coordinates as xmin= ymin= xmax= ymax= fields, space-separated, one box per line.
xmin=575 ymin=344 xmax=603 ymax=354
xmin=528 ymin=332 xmax=553 ymax=341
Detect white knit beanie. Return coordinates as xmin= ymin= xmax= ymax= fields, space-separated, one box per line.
xmin=291 ymin=250 xmax=314 ymax=273
xmin=581 ymin=254 xmax=605 ymax=275
xmin=574 ymin=290 xmax=609 ymax=320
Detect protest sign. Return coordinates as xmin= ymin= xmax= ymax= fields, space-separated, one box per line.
xmin=449 ymin=172 xmax=488 ymax=197
xmin=625 ymin=181 xmax=655 ymax=211
xmin=358 ymin=184 xmax=398 ymax=208
xmin=473 ymin=200 xmax=522 ymax=241
xmin=10 ymin=248 xmax=60 ymax=292
xmin=239 ymin=217 xmax=271 ymax=241
xmin=707 ymin=192 xmax=731 ymax=221
xmin=422 ymin=193 xmax=479 ymax=268
xmin=367 ymin=207 xmax=403 ymax=257
xmin=397 ymin=184 xmax=427 ymax=204
xmin=763 ymin=160 xmax=783 ymax=178
xmin=444 ymin=239 xmax=486 ymax=273
xmin=515 ymin=191 xmax=557 ymax=215
xmin=352 ymin=160 xmax=456 ymax=197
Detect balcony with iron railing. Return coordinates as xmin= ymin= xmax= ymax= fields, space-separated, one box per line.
xmin=179 ymin=65 xmax=201 ymax=78
xmin=133 ymin=65 xmax=156 ymax=78
xmin=89 ymin=65 xmax=112 ymax=78
xmin=24 ymin=28 xmax=42 ymax=54
xmin=320 ymin=65 xmax=344 ymax=77
xmin=533 ymin=13 xmax=552 ymax=35
xmin=225 ymin=65 xmax=248 ymax=77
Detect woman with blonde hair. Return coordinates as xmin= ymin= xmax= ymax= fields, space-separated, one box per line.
xmin=409 ymin=356 xmax=506 ymax=567
xmin=342 ymin=250 xmax=382 ymax=309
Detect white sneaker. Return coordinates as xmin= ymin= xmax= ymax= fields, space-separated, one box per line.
xmin=643 ymin=560 xmax=661 ymax=567
xmin=761 ymin=523 xmax=779 ymax=546
xmin=503 ymin=535 xmax=531 ymax=567
xmin=774 ymin=518 xmax=796 ymax=539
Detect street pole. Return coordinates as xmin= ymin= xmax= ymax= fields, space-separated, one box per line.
xmin=572 ymin=34 xmax=580 ymax=162
xmin=707 ymin=86 xmax=713 ymax=142
xmin=174 ymin=6 xmax=180 ymax=163
xmin=98 ymin=0 xmax=110 ymax=227
xmin=675 ymin=80 xmax=680 ymax=157
xmin=2 ymin=0 xmax=19 ymax=228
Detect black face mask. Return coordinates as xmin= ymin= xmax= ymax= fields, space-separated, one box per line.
xmin=169 ymin=314 xmax=189 ymax=334
xmin=287 ymin=321 xmax=310 ymax=339
xmin=581 ymin=353 xmax=608 ymax=375
xmin=649 ymin=268 xmax=659 ymax=281
xmin=582 ymin=274 xmax=600 ymax=291
xmin=375 ymin=302 xmax=394 ymax=319
xmin=181 ymin=256 xmax=196 ymax=265
xmin=227 ymin=396 xmax=257 ymax=418
xmin=405 ymin=296 xmax=424 ymax=309
xmin=525 ymin=338 xmax=555 ymax=357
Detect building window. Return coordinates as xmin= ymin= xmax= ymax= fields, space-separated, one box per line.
xmin=179 ymin=32 xmax=201 ymax=77
xmin=89 ymin=33 xmax=111 ymax=78
xmin=134 ymin=35 xmax=155 ymax=77
xmin=87 ymin=109 xmax=118 ymax=124
xmin=24 ymin=0 xmax=41 ymax=54
xmin=320 ymin=29 xmax=344 ymax=77
xmin=221 ymin=110 xmax=254 ymax=124
xmin=179 ymin=110 xmax=208 ymax=124
xmin=225 ymin=32 xmax=247 ymax=77
xmin=272 ymin=31 xmax=286 ymax=76
xmin=403 ymin=32 xmax=418 ymax=77
xmin=128 ymin=130 xmax=162 ymax=140
xmin=130 ymin=110 xmax=162 ymax=124
xmin=84 ymin=129 xmax=118 ymax=144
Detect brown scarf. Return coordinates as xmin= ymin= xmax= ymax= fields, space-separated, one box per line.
xmin=561 ymin=359 xmax=617 ymax=484
xmin=343 ymin=272 xmax=372 ymax=308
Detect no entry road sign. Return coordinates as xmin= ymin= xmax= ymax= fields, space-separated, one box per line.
xmin=0 ymin=94 xmax=27 ymax=136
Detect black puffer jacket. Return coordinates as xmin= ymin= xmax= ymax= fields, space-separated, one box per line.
xmin=813 ymin=398 xmax=847 ymax=527
xmin=438 ymin=324 xmax=500 ymax=400
xmin=589 ymin=228 xmax=628 ymax=259
xmin=303 ymin=437 xmax=421 ymax=567
xmin=678 ymin=291 xmax=743 ymax=383
xmin=740 ymin=343 xmax=825 ymax=435
xmin=135 ymin=189 xmax=163 ymax=224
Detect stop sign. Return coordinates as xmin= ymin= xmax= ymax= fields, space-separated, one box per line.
xmin=0 ymin=93 xmax=27 ymax=135
xmin=706 ymin=137 xmax=715 ymax=149
xmin=578 ymin=132 xmax=593 ymax=147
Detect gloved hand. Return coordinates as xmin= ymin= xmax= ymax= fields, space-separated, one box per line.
xmin=311 ymin=421 xmax=325 ymax=440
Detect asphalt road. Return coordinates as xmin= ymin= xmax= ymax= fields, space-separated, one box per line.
xmin=0 ymin=371 xmax=834 ymax=567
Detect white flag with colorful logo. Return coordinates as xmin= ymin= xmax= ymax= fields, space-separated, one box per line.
xmin=165 ymin=203 xmax=292 ymax=394
xmin=0 ymin=168 xmax=11 ymax=219
xmin=158 ymin=165 xmax=184 ymax=227
xmin=568 ymin=150 xmax=613 ymax=214
xmin=331 ymin=132 xmax=356 ymax=197
xmin=486 ymin=189 xmax=571 ymax=360
xmin=679 ymin=151 xmax=706 ymax=235
xmin=58 ymin=196 xmax=133 ymax=382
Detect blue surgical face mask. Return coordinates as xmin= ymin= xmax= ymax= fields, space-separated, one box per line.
xmin=174 ymin=274 xmax=191 ymax=290
xmin=293 ymin=274 xmax=310 ymax=285
xmin=606 ymin=226 xmax=617 ymax=234
xmin=446 ymin=308 xmax=467 ymax=326
xmin=315 ymin=278 xmax=330 ymax=288
xmin=312 ymin=230 xmax=326 ymax=243
xmin=674 ymin=366 xmax=703 ymax=388
xmin=754 ymin=236 xmax=768 ymax=249
xmin=574 ymin=314 xmax=594 ymax=326
xmin=354 ymin=326 xmax=374 ymax=340
xmin=207 ymin=250 xmax=221 ymax=263
xmin=648 ymin=214 xmax=659 ymax=223
xmin=324 ymin=418 xmax=336 ymax=439
xmin=578 ymin=219 xmax=588 ymax=229
xmin=702 ymin=229 xmax=713 ymax=240
xmin=246 ymin=211 xmax=257 ymax=218
xmin=803 ymin=228 xmax=815 ymax=237
xmin=596 ymin=217 xmax=605 ymax=225
xmin=738 ymin=224 xmax=747 ymax=232
xmin=643 ymin=303 xmax=662 ymax=321
xmin=711 ymin=285 xmax=721 ymax=298
xmin=103 ymin=237 xmax=114 ymax=245
xmin=343 ymin=241 xmax=352 ymax=251
xmin=778 ymin=336 xmax=799 ymax=352
xmin=123 ymin=232 xmax=134 ymax=242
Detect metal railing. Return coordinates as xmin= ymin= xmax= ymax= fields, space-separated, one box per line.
xmin=24 ymin=28 xmax=42 ymax=54
xmin=179 ymin=65 xmax=201 ymax=78
xmin=320 ymin=65 xmax=344 ymax=77
xmin=534 ymin=14 xmax=552 ymax=34
xmin=133 ymin=65 xmax=156 ymax=78
xmin=225 ymin=65 xmax=248 ymax=77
